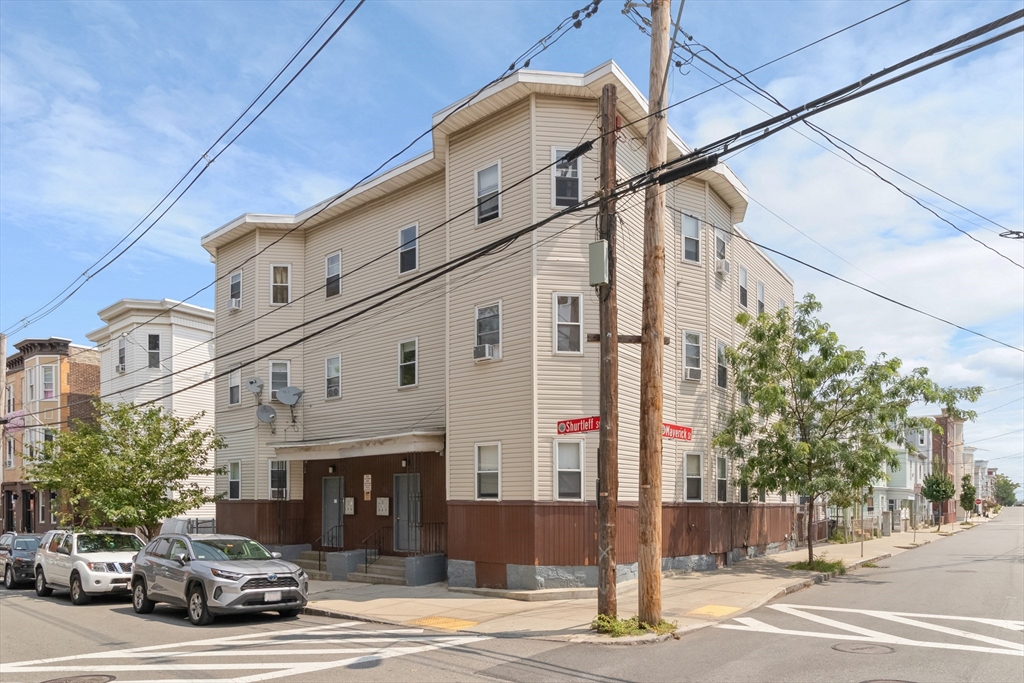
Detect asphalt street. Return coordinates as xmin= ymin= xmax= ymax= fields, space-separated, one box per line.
xmin=1 ymin=508 xmax=1020 ymax=683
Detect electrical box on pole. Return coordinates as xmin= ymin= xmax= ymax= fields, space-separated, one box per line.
xmin=589 ymin=240 xmax=609 ymax=286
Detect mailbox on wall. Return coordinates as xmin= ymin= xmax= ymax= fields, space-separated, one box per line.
xmin=376 ymin=497 xmax=389 ymax=516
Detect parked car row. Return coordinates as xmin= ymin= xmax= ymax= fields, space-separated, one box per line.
xmin=1 ymin=528 xmax=308 ymax=626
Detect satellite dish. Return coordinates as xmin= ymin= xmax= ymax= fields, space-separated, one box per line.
xmin=245 ymin=377 xmax=265 ymax=394
xmin=256 ymin=404 xmax=277 ymax=423
xmin=276 ymin=386 xmax=304 ymax=406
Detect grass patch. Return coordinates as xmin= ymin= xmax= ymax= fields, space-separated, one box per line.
xmin=860 ymin=561 xmax=879 ymax=568
xmin=591 ymin=614 xmax=678 ymax=637
xmin=960 ymin=522 xmax=975 ymax=527
xmin=828 ymin=531 xmax=851 ymax=544
xmin=786 ymin=557 xmax=847 ymax=575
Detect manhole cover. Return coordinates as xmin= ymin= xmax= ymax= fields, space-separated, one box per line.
xmin=832 ymin=643 xmax=895 ymax=654
xmin=41 ymin=677 xmax=116 ymax=683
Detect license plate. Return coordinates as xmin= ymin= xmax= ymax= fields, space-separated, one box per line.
xmin=265 ymin=591 xmax=282 ymax=603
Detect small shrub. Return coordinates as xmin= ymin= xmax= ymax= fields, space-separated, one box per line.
xmin=860 ymin=561 xmax=879 ymax=568
xmin=828 ymin=531 xmax=849 ymax=544
xmin=591 ymin=614 xmax=678 ymax=637
xmin=787 ymin=556 xmax=847 ymax=575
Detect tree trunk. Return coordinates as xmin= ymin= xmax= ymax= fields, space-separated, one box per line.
xmin=807 ymin=496 xmax=815 ymax=565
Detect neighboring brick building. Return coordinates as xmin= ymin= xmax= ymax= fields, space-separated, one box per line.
xmin=2 ymin=338 xmax=100 ymax=533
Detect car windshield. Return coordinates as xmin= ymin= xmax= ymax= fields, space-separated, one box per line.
xmin=76 ymin=534 xmax=144 ymax=554
xmin=191 ymin=538 xmax=273 ymax=561
xmin=13 ymin=538 xmax=39 ymax=552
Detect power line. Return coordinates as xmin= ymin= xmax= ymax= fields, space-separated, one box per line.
xmin=969 ymin=428 xmax=1024 ymax=444
xmin=669 ymin=206 xmax=1024 ymax=353
xmin=977 ymin=396 xmax=1024 ymax=415
xmin=3 ymin=0 xmax=366 ymax=336
xmin=987 ymin=381 xmax=1024 ymax=393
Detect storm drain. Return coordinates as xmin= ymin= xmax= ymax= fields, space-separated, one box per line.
xmin=832 ymin=643 xmax=895 ymax=654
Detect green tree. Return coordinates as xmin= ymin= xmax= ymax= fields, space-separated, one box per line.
xmin=25 ymin=401 xmax=224 ymax=538
xmin=993 ymin=474 xmax=1020 ymax=507
xmin=921 ymin=471 xmax=956 ymax=531
xmin=959 ymin=474 xmax=977 ymax=520
xmin=714 ymin=294 xmax=980 ymax=564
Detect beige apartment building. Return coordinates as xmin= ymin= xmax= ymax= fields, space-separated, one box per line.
xmin=2 ymin=338 xmax=100 ymax=533
xmin=201 ymin=62 xmax=796 ymax=588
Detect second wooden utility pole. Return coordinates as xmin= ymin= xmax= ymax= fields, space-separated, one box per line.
xmin=638 ymin=0 xmax=671 ymax=627
xmin=597 ymin=83 xmax=619 ymax=618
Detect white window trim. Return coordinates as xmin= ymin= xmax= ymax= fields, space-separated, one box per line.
xmin=738 ymin=265 xmax=748 ymax=308
xmin=5 ymin=383 xmax=13 ymax=413
xmin=715 ymin=229 xmax=727 ymax=261
xmin=228 ymin=461 xmax=242 ymax=500
xmin=475 ymin=300 xmax=503 ymax=360
xmin=475 ymin=159 xmax=502 ymax=225
xmin=325 ymin=251 xmax=342 ymax=296
xmin=229 ymin=270 xmax=243 ymax=305
xmin=118 ymin=338 xmax=127 ymax=369
xmin=778 ymin=298 xmax=786 ymax=312
xmin=39 ymin=492 xmax=47 ymax=524
xmin=683 ymin=330 xmax=703 ymax=374
xmin=685 ymin=452 xmax=704 ymax=502
xmin=268 ymin=460 xmax=289 ymax=500
xmin=270 ymin=263 xmax=291 ymax=306
xmin=475 ymin=442 xmax=502 ymax=501
xmin=4 ymin=438 xmax=13 ymax=469
xmin=325 ymin=355 xmax=342 ymax=399
xmin=269 ymin=360 xmax=291 ymax=401
xmin=398 ymin=223 xmax=419 ymax=275
xmin=716 ymin=340 xmax=728 ymax=390
xmin=398 ymin=338 xmax=418 ymax=389
xmin=551 ymin=147 xmax=582 ymax=208
xmin=717 ymin=456 xmax=728 ymax=502
xmin=681 ymin=213 xmax=702 ymax=265
xmin=553 ymin=438 xmax=585 ymax=501
xmin=757 ymin=281 xmax=765 ymax=314
xmin=25 ymin=367 xmax=35 ymax=402
xmin=227 ymin=368 xmax=242 ymax=406
xmin=552 ymin=292 xmax=584 ymax=356
xmin=40 ymin=364 xmax=57 ymax=401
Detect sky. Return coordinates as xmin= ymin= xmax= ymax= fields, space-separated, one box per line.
xmin=1 ymin=0 xmax=1022 ymax=490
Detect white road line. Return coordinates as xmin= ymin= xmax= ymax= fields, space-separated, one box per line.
xmin=855 ymin=612 xmax=1024 ymax=651
xmin=768 ymin=604 xmax=918 ymax=644
xmin=786 ymin=605 xmax=1024 ymax=631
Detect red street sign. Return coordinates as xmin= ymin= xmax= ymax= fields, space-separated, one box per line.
xmin=975 ymin=499 xmax=982 ymax=504
xmin=558 ymin=416 xmax=600 ymax=434
xmin=662 ymin=422 xmax=693 ymax=440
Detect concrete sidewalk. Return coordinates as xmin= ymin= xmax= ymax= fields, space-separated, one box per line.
xmin=304 ymin=516 xmax=990 ymax=642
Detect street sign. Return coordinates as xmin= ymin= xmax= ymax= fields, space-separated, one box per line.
xmin=558 ymin=416 xmax=600 ymax=434
xmin=975 ymin=498 xmax=982 ymax=504
xmin=661 ymin=423 xmax=693 ymax=440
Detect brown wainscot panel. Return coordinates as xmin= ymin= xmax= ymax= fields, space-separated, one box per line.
xmin=216 ymin=500 xmax=305 ymax=546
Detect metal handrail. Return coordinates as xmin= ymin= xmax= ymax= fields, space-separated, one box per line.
xmin=314 ymin=524 xmax=344 ymax=573
xmin=360 ymin=526 xmax=392 ymax=573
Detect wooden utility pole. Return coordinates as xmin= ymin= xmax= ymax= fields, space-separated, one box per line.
xmin=638 ymin=0 xmax=671 ymax=627
xmin=597 ymin=83 xmax=619 ymax=618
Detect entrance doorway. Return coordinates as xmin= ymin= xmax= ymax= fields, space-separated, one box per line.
xmin=21 ymin=494 xmax=33 ymax=533
xmin=393 ymin=473 xmax=420 ymax=552
xmin=321 ymin=476 xmax=344 ymax=548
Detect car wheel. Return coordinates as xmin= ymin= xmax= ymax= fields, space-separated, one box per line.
xmin=35 ymin=570 xmax=52 ymax=597
xmin=278 ymin=609 xmax=300 ymax=618
xmin=187 ymin=584 xmax=214 ymax=626
xmin=70 ymin=573 xmax=92 ymax=605
xmin=132 ymin=579 xmax=155 ymax=614
xmin=3 ymin=566 xmax=15 ymax=589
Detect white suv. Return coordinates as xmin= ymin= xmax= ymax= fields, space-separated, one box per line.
xmin=35 ymin=530 xmax=145 ymax=604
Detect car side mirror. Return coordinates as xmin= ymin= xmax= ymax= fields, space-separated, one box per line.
xmin=57 ymin=547 xmax=70 ymax=556
xmin=172 ymin=552 xmax=188 ymax=565
xmin=0 ymin=545 xmax=8 ymax=552
xmin=271 ymin=552 xmax=282 ymax=559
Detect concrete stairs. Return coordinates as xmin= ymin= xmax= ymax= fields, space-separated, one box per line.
xmin=348 ymin=555 xmax=407 ymax=585
xmin=295 ymin=551 xmax=333 ymax=581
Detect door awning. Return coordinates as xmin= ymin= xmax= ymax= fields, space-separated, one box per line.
xmin=270 ymin=429 xmax=444 ymax=461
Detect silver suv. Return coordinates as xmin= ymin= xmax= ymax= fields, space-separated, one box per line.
xmin=131 ymin=533 xmax=308 ymax=625
xmin=34 ymin=530 xmax=145 ymax=604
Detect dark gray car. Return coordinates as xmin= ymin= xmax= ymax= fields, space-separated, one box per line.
xmin=0 ymin=533 xmax=43 ymax=588
xmin=131 ymin=533 xmax=308 ymax=625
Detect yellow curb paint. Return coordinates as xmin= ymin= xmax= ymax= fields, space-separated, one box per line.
xmin=410 ymin=616 xmax=479 ymax=631
xmin=687 ymin=604 xmax=741 ymax=618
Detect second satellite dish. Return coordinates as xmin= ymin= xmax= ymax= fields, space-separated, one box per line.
xmin=246 ymin=377 xmax=265 ymax=394
xmin=276 ymin=386 xmax=304 ymax=406
xmin=256 ymin=404 xmax=277 ymax=423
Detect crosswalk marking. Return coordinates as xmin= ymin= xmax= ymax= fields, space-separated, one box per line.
xmin=0 ymin=620 xmax=490 ymax=683
xmin=716 ymin=604 xmax=1023 ymax=658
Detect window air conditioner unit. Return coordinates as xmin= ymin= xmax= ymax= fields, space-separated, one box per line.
xmin=115 ymin=364 xmax=126 ymax=373
xmin=474 ymin=344 xmax=498 ymax=361
xmin=270 ymin=489 xmax=288 ymax=500
xmin=684 ymin=367 xmax=702 ymax=382
xmin=228 ymin=298 xmax=241 ymax=311
xmin=716 ymin=259 xmax=731 ymax=275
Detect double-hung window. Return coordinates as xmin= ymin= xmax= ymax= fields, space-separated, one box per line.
xmin=26 ymin=368 xmax=35 ymax=402
xmin=228 ymin=462 xmax=241 ymax=500
xmin=475 ymin=443 xmax=500 ymax=499
xmin=118 ymin=338 xmax=126 ymax=370
xmin=475 ymin=302 xmax=501 ymax=352
xmin=716 ymin=341 xmax=728 ymax=389
xmin=228 ymin=368 xmax=241 ymax=405
xmin=271 ymin=265 xmax=291 ymax=305
xmin=682 ymin=215 xmax=700 ymax=263
xmin=685 ymin=453 xmax=702 ymax=501
xmin=270 ymin=360 xmax=290 ymax=401
xmin=553 ymin=148 xmax=581 ymax=207
xmin=269 ymin=461 xmax=288 ymax=499
xmin=326 ymin=355 xmax=341 ymax=398
xmin=476 ymin=163 xmax=500 ymax=224
xmin=4 ymin=439 xmax=13 ymax=469
xmin=555 ymin=440 xmax=583 ymax=500
xmin=740 ymin=482 xmax=749 ymax=503
xmin=326 ymin=252 xmax=341 ymax=297
xmin=778 ymin=298 xmax=786 ymax=312
xmin=717 ymin=456 xmax=728 ymax=502
xmin=738 ymin=266 xmax=748 ymax=308
xmin=148 ymin=335 xmax=160 ymax=369
xmin=4 ymin=384 xmax=12 ymax=413
xmin=399 ymin=225 xmax=417 ymax=274
xmin=683 ymin=331 xmax=701 ymax=382
xmin=715 ymin=230 xmax=726 ymax=262
xmin=398 ymin=340 xmax=417 ymax=388
xmin=554 ymin=293 xmax=582 ymax=354
xmin=41 ymin=366 xmax=56 ymax=400
xmin=757 ymin=282 xmax=765 ymax=315
xmin=229 ymin=271 xmax=242 ymax=306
